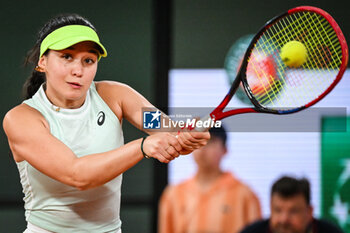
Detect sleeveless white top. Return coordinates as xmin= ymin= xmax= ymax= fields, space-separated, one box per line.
xmin=18 ymin=82 xmax=124 ymax=232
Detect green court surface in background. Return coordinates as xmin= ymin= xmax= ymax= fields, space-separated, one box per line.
xmin=321 ymin=117 xmax=350 ymax=232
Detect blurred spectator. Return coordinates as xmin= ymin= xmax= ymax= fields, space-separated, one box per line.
xmin=159 ymin=126 xmax=261 ymax=233
xmin=240 ymin=176 xmax=344 ymax=233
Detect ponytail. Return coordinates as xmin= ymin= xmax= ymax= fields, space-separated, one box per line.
xmin=22 ymin=70 xmax=46 ymax=100
xmin=22 ymin=44 xmax=45 ymax=100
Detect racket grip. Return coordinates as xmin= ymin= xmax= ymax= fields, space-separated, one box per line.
xmin=194 ymin=114 xmax=215 ymax=132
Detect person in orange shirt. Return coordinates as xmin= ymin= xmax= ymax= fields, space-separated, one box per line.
xmin=158 ymin=126 xmax=262 ymax=233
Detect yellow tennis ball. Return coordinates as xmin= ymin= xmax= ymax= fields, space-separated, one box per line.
xmin=280 ymin=41 xmax=308 ymax=68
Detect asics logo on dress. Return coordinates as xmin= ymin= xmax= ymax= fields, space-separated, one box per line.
xmin=97 ymin=111 xmax=105 ymax=126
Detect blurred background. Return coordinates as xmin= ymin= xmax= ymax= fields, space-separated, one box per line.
xmin=0 ymin=0 xmax=349 ymax=232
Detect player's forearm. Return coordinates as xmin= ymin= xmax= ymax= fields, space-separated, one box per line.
xmin=70 ymin=138 xmax=144 ymax=190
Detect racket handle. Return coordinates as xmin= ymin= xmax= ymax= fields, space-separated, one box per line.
xmin=194 ymin=115 xmax=215 ymax=132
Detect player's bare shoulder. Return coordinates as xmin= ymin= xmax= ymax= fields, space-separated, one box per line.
xmin=95 ymin=80 xmax=133 ymax=99
xmin=3 ymin=104 xmax=49 ymax=138
xmin=3 ymin=104 xmax=49 ymax=162
xmin=95 ymin=81 xmax=137 ymax=119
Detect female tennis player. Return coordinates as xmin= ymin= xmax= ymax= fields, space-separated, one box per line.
xmin=2 ymin=14 xmax=209 ymax=233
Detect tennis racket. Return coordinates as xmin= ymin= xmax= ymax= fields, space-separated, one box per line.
xmin=197 ymin=6 xmax=348 ymax=129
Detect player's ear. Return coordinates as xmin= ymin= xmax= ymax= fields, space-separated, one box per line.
xmin=38 ymin=55 xmax=47 ymax=71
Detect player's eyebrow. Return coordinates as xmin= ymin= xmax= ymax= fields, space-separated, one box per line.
xmin=64 ymin=46 xmax=99 ymax=55
xmin=88 ymin=49 xmax=99 ymax=55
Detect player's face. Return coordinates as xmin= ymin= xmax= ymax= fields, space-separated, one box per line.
xmin=270 ymin=193 xmax=313 ymax=233
xmin=38 ymin=41 xmax=99 ymax=108
xmin=193 ymin=137 xmax=226 ymax=170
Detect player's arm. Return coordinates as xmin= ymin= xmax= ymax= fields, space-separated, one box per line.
xmin=96 ymin=81 xmax=210 ymax=154
xmin=3 ymin=104 xmax=181 ymax=190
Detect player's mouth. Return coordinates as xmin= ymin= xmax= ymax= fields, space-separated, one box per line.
xmin=67 ymin=82 xmax=82 ymax=89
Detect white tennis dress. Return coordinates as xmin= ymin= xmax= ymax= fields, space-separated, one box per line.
xmin=18 ymin=82 xmax=124 ymax=232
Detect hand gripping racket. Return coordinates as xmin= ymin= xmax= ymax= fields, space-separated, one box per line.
xmin=198 ymin=6 xmax=348 ymax=129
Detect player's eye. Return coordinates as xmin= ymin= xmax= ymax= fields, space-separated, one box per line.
xmin=84 ymin=58 xmax=96 ymax=64
xmin=61 ymin=54 xmax=72 ymax=60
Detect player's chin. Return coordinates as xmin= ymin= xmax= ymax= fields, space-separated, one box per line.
xmin=64 ymin=90 xmax=88 ymax=101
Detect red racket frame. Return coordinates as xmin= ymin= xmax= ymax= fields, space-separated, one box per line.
xmin=210 ymin=6 xmax=348 ymax=121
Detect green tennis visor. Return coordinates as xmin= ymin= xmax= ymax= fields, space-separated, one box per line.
xmin=39 ymin=25 xmax=107 ymax=59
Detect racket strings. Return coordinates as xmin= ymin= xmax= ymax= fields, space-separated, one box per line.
xmin=259 ymin=12 xmax=341 ymax=68
xmin=246 ymin=10 xmax=343 ymax=110
xmin=248 ymin=41 xmax=289 ymax=107
xmin=256 ymin=20 xmax=301 ymax=107
xmin=289 ymin=13 xmax=330 ymax=95
xmin=250 ymin=16 xmax=305 ymax=107
xmin=297 ymin=13 xmax=341 ymax=93
xmin=249 ymin=30 xmax=288 ymax=106
xmin=304 ymin=14 xmax=341 ymax=68
xmin=247 ymin=56 xmax=277 ymax=105
xmin=265 ymin=12 xmax=338 ymax=84
xmin=250 ymin=26 xmax=297 ymax=107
